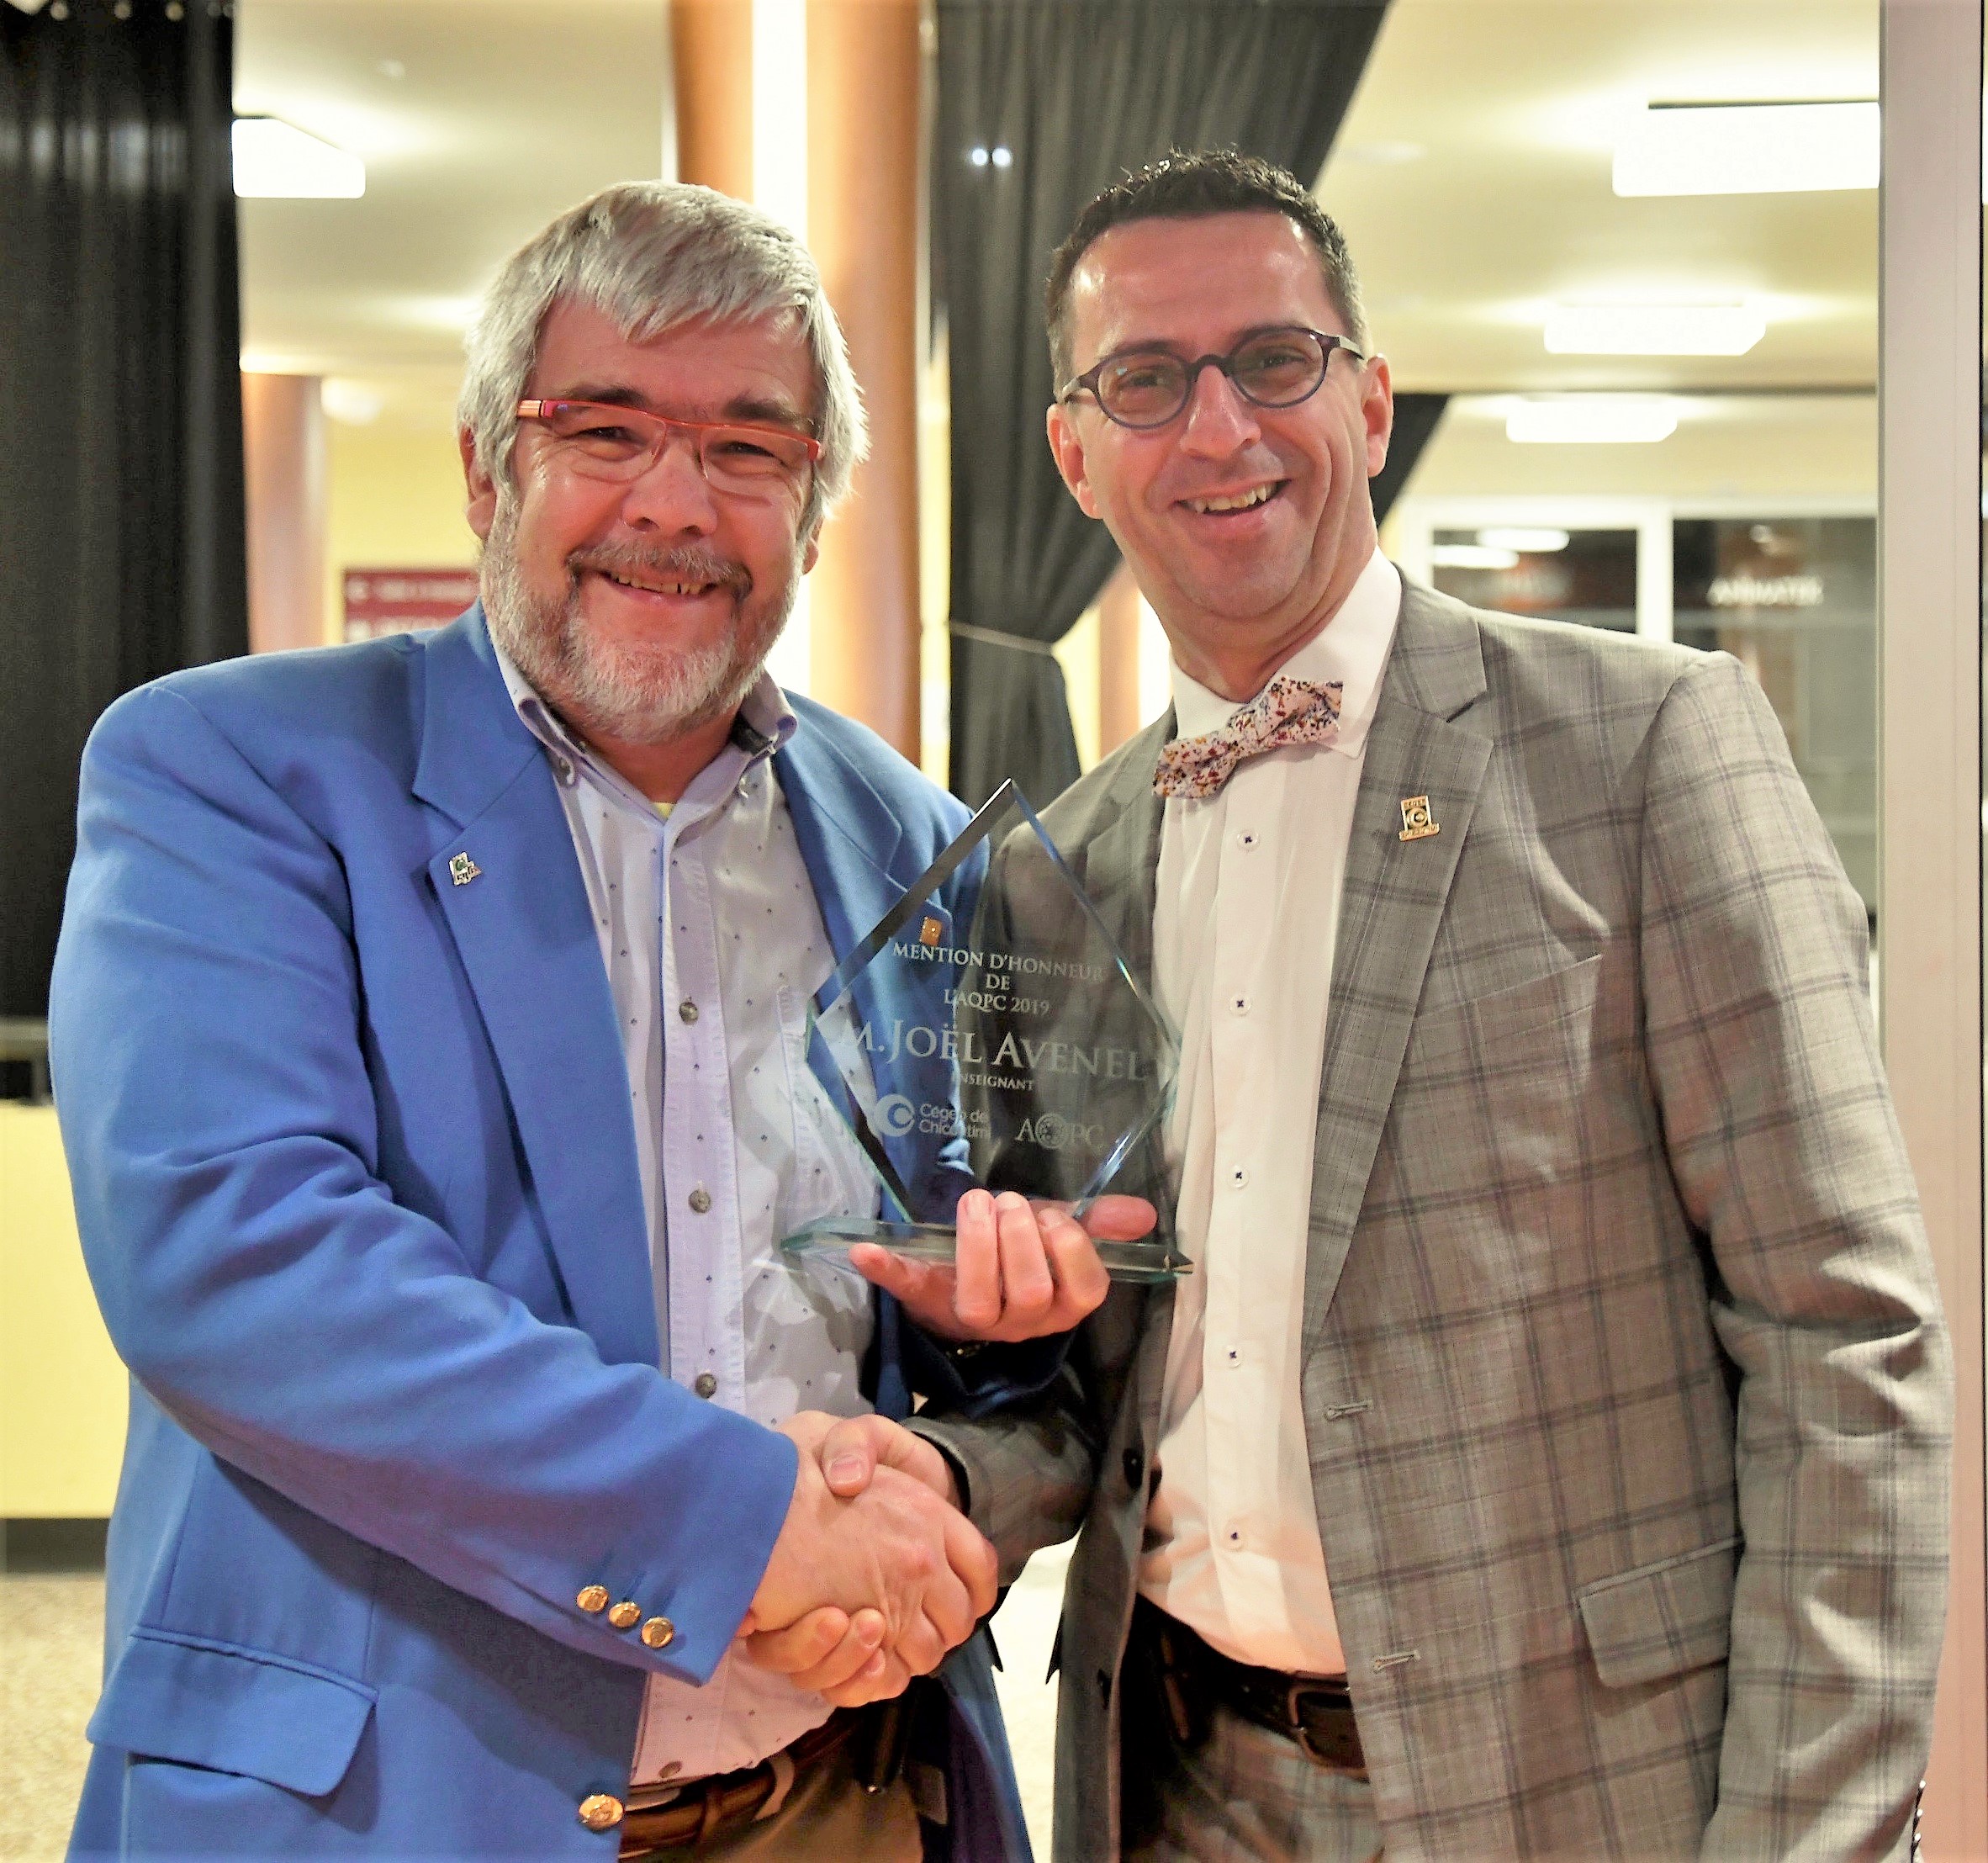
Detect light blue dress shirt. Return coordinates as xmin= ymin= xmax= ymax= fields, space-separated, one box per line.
xmin=494 ymin=643 xmax=881 ymax=1783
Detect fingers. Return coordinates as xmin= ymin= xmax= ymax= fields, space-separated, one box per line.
xmin=943 ymin=1506 xmax=1001 ymax=1624
xmin=741 ymin=1606 xmax=854 ymax=1675
xmin=817 ymin=1415 xmax=954 ymax=1502
xmin=780 ymin=1608 xmax=891 ymax=1694
xmin=952 ymin=1188 xmax=1002 ymax=1333
xmin=1082 ymin=1193 xmax=1158 ymax=1241
xmin=820 ymin=1648 xmax=914 ymax=1708
xmin=995 ymin=1193 xmax=1056 ymax=1327
xmin=1039 ymin=1204 xmax=1111 ymax=1324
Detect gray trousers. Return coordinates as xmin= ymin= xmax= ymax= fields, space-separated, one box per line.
xmin=1122 ymin=1701 xmax=1383 ymax=1863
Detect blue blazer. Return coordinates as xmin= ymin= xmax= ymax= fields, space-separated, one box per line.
xmin=50 ymin=611 xmax=1032 ymax=1861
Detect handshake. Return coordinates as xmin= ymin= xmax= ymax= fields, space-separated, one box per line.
xmin=736 ymin=1410 xmax=995 ymax=1706
xmin=732 ymin=1191 xmax=1159 ymax=1706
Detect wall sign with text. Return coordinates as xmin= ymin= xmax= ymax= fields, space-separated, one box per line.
xmin=343 ymin=569 xmax=480 ymax=642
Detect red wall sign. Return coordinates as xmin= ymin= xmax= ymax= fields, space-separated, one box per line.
xmin=343 ymin=568 xmax=481 ymax=643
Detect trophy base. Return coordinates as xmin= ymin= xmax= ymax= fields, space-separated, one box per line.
xmin=783 ymin=1216 xmax=1188 ymax=1285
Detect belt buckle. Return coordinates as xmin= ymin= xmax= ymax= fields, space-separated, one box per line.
xmin=1285 ymin=1680 xmax=1362 ymax=1775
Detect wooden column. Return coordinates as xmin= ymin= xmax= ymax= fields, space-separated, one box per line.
xmin=670 ymin=0 xmax=753 ymax=199
xmin=241 ymin=373 xmax=326 ymax=654
xmin=803 ymin=0 xmax=922 ymax=757
xmin=1097 ymin=562 xmax=1144 ymax=756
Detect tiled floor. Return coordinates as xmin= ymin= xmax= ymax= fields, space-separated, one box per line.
xmin=0 ymin=1547 xmax=1071 ymax=1861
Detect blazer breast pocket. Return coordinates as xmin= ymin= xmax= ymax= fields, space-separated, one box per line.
xmin=1407 ymin=953 xmax=1605 ymax=1068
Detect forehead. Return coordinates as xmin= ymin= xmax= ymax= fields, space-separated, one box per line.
xmin=1065 ymin=211 xmax=1340 ymax=363
xmin=528 ymin=296 xmax=816 ymax=416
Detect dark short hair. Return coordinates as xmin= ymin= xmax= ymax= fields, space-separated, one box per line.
xmin=1044 ymin=148 xmax=1368 ymax=387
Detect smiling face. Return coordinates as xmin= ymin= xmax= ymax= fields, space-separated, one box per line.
xmin=1046 ymin=211 xmax=1394 ymax=699
xmin=463 ymin=296 xmax=820 ymax=749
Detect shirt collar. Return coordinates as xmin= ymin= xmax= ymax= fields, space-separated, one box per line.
xmin=1168 ymin=548 xmax=1402 ymax=757
xmin=490 ymin=632 xmax=796 ymax=812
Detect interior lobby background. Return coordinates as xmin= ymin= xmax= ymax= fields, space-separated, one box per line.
xmin=2 ymin=0 xmax=1984 ymax=1857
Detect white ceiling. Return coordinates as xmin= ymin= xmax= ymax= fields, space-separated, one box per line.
xmin=237 ymin=0 xmax=1884 ymax=430
xmin=236 ymin=0 xmax=668 ymax=420
xmin=1322 ymin=0 xmax=1878 ymax=395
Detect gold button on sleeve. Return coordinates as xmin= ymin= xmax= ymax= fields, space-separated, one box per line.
xmin=577 ymin=1794 xmax=624 ymax=1831
xmin=575 ymin=1585 xmax=609 ymax=1615
xmin=607 ymin=1601 xmax=642 ymax=1630
xmin=640 ymin=1616 xmax=675 ymax=1649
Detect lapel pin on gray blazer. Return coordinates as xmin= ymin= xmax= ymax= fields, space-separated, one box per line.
xmin=915 ymin=151 xmax=1951 ymax=1863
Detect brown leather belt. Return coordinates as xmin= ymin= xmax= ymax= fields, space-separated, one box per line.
xmin=1134 ymin=1596 xmax=1367 ymax=1777
xmin=617 ymin=1707 xmax=868 ymax=1856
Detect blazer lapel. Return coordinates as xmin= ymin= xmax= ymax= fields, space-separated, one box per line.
xmin=1302 ymin=583 xmax=1493 ymax=1331
xmin=411 ymin=613 xmax=658 ymax=1371
xmin=1069 ymin=714 xmax=1170 ymax=1003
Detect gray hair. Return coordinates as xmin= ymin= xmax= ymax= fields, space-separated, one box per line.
xmin=457 ymin=182 xmax=868 ymax=533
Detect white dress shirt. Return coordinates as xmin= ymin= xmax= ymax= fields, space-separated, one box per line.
xmin=494 ymin=645 xmax=880 ymax=1782
xmin=1138 ymin=548 xmax=1402 ymax=1675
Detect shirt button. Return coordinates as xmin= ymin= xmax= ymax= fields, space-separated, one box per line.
xmin=1237 ymin=829 xmax=1260 ymax=849
xmin=1226 ymin=1525 xmax=1245 ymax=1548
xmin=1229 ymin=995 xmax=1250 ymax=1015
xmin=1229 ymin=1166 xmax=1250 ymax=1189
xmin=1223 ymin=1346 xmax=1241 ymax=1368
xmin=577 ymin=1794 xmax=624 ymax=1831
xmin=688 ymin=1188 xmax=712 ymax=1214
xmin=693 ymin=1371 xmax=717 ymax=1398
xmin=553 ymin=754 xmax=574 ymax=784
xmin=678 ymin=999 xmax=699 ymax=1024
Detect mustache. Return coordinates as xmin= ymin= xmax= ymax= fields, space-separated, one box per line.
xmin=565 ymin=541 xmax=752 ymax=597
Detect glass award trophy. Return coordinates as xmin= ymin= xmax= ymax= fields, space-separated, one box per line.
xmin=781 ymin=781 xmax=1186 ymax=1283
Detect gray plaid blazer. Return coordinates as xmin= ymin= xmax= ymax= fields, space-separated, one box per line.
xmin=918 ymin=579 xmax=1952 ymax=1861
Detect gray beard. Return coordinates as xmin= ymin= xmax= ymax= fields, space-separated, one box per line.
xmin=478 ymin=497 xmax=795 ymax=747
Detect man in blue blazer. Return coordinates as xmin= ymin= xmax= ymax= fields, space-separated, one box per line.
xmin=50 ymin=183 xmax=1132 ymax=1860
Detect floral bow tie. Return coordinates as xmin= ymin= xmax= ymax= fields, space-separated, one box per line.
xmin=1152 ymin=675 xmax=1345 ymax=800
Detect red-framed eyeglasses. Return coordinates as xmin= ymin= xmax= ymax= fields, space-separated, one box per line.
xmin=514 ymin=399 xmax=822 ymax=495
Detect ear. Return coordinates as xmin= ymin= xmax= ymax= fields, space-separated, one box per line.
xmin=1045 ymin=403 xmax=1102 ymax=520
xmin=801 ymin=522 xmax=822 ymax=576
xmin=461 ymin=427 xmax=499 ymax=542
xmin=1359 ymin=353 xmax=1395 ymax=479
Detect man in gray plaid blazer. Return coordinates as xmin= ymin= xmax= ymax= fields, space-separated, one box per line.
xmin=901 ymin=152 xmax=1953 ymax=1860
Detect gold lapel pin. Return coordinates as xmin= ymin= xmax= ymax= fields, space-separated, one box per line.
xmin=448 ymin=851 xmax=483 ymax=887
xmin=918 ymin=915 xmax=944 ymax=947
xmin=1398 ymin=796 xmax=1440 ymax=843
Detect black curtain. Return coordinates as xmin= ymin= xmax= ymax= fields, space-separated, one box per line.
xmin=1372 ymin=390 xmax=1447 ymax=527
xmin=1 ymin=0 xmax=246 ymax=1024
xmin=937 ymin=0 xmax=1389 ymax=807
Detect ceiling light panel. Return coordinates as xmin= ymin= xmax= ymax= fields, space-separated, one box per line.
xmin=233 ymin=118 xmax=365 ymax=198
xmin=1613 ymin=101 xmax=1879 ymax=197
xmin=1544 ymin=304 xmax=1767 ymax=356
xmin=1431 ymin=543 xmax=1520 ymax=570
xmin=1478 ymin=527 xmax=1571 ymax=553
xmin=1506 ymin=398 xmax=1679 ymax=445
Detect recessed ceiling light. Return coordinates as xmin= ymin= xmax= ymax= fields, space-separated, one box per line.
xmin=232 ymin=118 xmax=365 ymax=198
xmin=1339 ymin=140 xmax=1426 ymax=166
xmin=1544 ymin=304 xmax=1767 ymax=356
xmin=1431 ymin=543 xmax=1520 ymax=570
xmin=1478 ymin=527 xmax=1571 ymax=553
xmin=1506 ymin=397 xmax=1679 ymax=445
xmin=1613 ymin=101 xmax=1878 ymax=197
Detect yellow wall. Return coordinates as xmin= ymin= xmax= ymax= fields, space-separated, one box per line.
xmin=324 ymin=416 xmax=480 ymax=643
xmin=0 ymin=1107 xmax=125 ymax=1516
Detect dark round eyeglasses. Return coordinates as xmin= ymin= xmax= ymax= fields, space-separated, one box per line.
xmin=1058 ymin=326 xmax=1367 ymax=431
